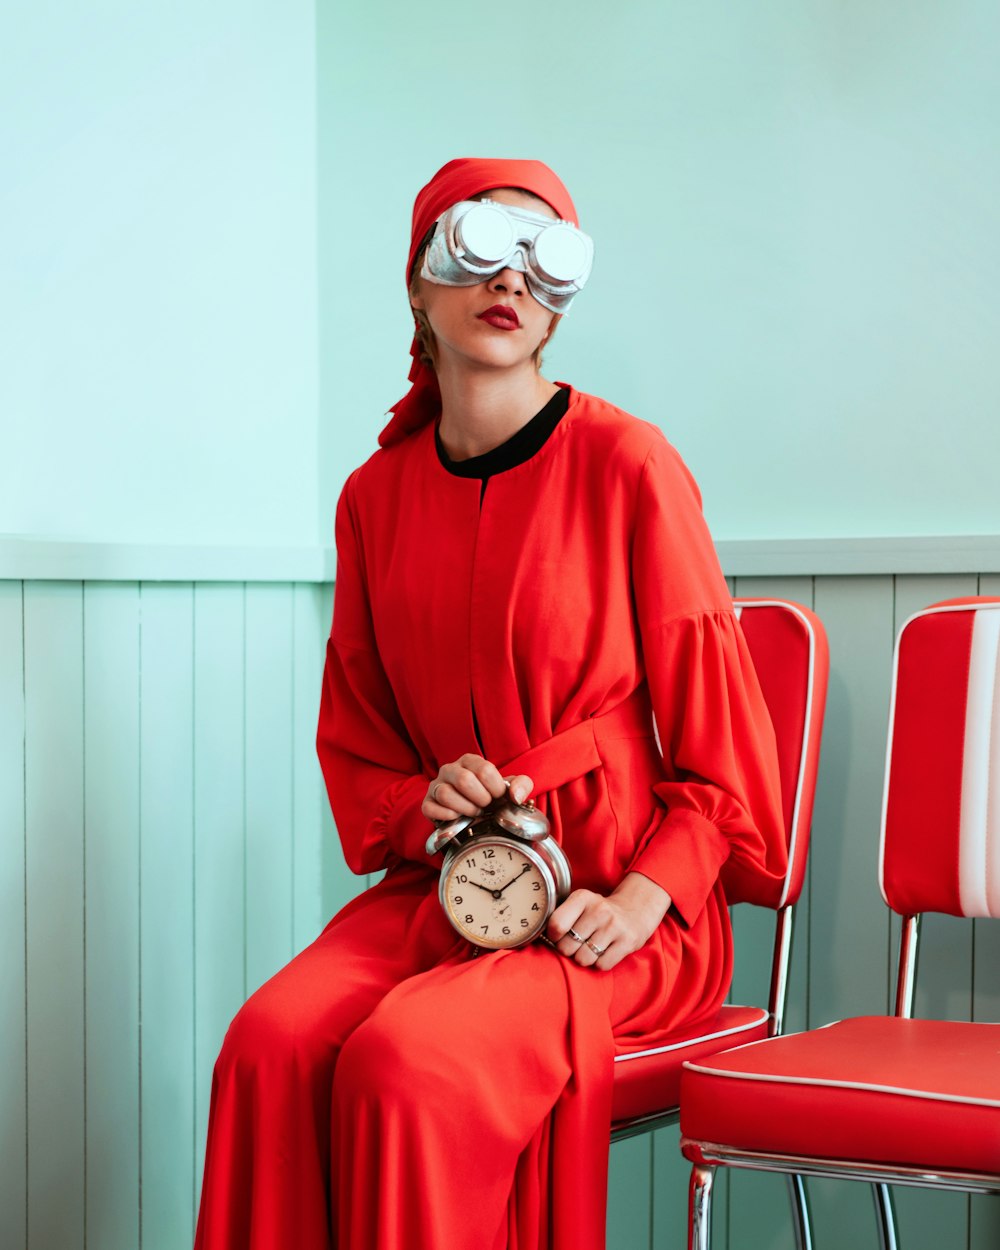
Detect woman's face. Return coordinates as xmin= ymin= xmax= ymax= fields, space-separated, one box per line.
xmin=410 ymin=188 xmax=561 ymax=376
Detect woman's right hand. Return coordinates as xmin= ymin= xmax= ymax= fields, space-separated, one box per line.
xmin=422 ymin=754 xmax=533 ymax=822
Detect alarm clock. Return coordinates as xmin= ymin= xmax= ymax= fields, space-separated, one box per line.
xmin=425 ymin=789 xmax=571 ymax=950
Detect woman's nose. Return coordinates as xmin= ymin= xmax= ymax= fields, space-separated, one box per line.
xmin=487 ymin=266 xmax=526 ymax=296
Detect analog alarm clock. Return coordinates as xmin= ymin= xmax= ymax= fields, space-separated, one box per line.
xmin=425 ymin=790 xmax=571 ymax=950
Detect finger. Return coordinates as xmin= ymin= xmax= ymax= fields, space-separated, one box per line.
xmin=593 ymin=942 xmax=625 ymax=972
xmin=547 ymin=891 xmax=589 ymax=943
xmin=548 ymin=892 xmax=601 ymax=958
xmin=440 ymin=763 xmax=497 ymax=810
xmin=550 ymin=892 xmax=620 ymax=962
xmin=503 ymin=774 xmax=534 ymax=805
xmin=427 ymin=778 xmax=482 ymax=818
xmin=421 ymin=796 xmax=467 ymax=823
xmin=578 ymin=935 xmax=619 ymax=971
xmin=458 ymin=756 xmax=509 ymax=801
xmin=558 ymin=924 xmax=592 ymax=960
xmin=573 ymin=930 xmax=613 ymax=969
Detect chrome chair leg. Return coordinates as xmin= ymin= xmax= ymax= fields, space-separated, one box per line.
xmin=872 ymin=1182 xmax=898 ymax=1250
xmin=787 ymin=1172 xmax=813 ymax=1250
xmin=689 ymin=1164 xmax=715 ymax=1250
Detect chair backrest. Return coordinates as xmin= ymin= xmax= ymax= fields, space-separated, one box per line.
xmin=727 ymin=599 xmax=829 ymax=910
xmin=880 ymin=597 xmax=1000 ymax=920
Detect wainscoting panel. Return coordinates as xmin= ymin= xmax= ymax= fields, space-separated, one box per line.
xmin=140 ymin=583 xmax=197 ymax=1249
xmin=24 ymin=582 xmax=86 ymax=1250
xmin=84 ymin=582 xmax=141 ymax=1250
xmin=2 ymin=571 xmax=999 ymax=1250
xmin=191 ymin=584 xmax=247 ymax=1201
xmin=0 ymin=581 xmax=27 ymax=1250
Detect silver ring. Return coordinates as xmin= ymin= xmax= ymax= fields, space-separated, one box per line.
xmin=586 ymin=940 xmax=606 ymax=958
xmin=567 ymin=928 xmax=585 ymax=944
xmin=431 ymin=781 xmax=444 ymax=804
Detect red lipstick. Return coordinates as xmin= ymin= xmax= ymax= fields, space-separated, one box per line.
xmin=477 ymin=305 xmax=520 ymax=331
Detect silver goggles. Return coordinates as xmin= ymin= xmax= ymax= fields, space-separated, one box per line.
xmin=420 ymin=198 xmax=594 ymax=314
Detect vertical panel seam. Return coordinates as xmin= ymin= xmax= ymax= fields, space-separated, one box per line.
xmin=81 ymin=583 xmax=88 ymax=1250
xmin=242 ymin=584 xmax=248 ymax=1002
xmin=290 ymin=586 xmax=297 ymax=954
xmin=191 ymin=585 xmax=198 ymax=1226
xmin=137 ymin=582 xmax=144 ymax=1250
xmin=21 ymin=581 xmax=29 ymax=1250
xmin=131 ymin=583 xmax=141 ymax=1250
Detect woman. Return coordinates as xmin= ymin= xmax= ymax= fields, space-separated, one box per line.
xmin=194 ymin=157 xmax=786 ymax=1250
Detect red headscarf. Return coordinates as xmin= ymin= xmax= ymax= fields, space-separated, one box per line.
xmin=378 ymin=158 xmax=580 ymax=449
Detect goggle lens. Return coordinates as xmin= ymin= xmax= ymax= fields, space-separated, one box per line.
xmin=455 ymin=203 xmax=518 ymax=268
xmin=532 ymin=224 xmax=591 ymax=285
xmin=421 ymin=199 xmax=593 ymax=313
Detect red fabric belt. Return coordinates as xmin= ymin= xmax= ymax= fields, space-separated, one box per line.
xmin=498 ymin=686 xmax=655 ymax=797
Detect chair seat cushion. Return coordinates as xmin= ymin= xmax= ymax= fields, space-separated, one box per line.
xmin=680 ymin=1016 xmax=1000 ymax=1174
xmin=611 ymin=1005 xmax=769 ymax=1124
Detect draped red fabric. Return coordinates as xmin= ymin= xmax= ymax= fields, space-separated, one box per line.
xmin=195 ymin=157 xmax=786 ymax=1250
xmin=379 ymin=158 xmax=580 ymax=449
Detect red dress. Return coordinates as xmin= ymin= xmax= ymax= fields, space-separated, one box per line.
xmin=194 ymin=387 xmax=785 ymax=1250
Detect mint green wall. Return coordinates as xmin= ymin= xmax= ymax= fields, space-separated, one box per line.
xmin=7 ymin=4 xmax=996 ymax=548
xmin=2 ymin=4 xmax=319 ymax=546
xmin=318 ymin=0 xmax=1000 ymax=543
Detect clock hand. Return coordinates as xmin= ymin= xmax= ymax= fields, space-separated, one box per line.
xmin=467 ymin=880 xmax=497 ymax=895
xmin=496 ymin=864 xmax=532 ymax=895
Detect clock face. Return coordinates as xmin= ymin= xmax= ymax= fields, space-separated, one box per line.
xmin=442 ymin=836 xmax=555 ymax=949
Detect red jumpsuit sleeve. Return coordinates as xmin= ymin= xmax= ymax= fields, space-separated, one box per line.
xmin=626 ymin=435 xmax=787 ymax=926
xmin=316 ymin=472 xmax=436 ymax=875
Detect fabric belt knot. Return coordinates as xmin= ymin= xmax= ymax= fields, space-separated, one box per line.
xmin=498 ymin=685 xmax=655 ymax=798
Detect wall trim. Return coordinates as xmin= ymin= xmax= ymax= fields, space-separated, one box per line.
xmin=2 ymin=535 xmax=998 ymax=583
xmin=715 ymin=535 xmax=1000 ymax=577
xmin=0 ymin=538 xmax=338 ymax=583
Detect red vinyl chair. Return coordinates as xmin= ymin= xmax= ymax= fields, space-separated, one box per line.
xmin=609 ymin=599 xmax=829 ymax=1240
xmin=679 ymin=596 xmax=1000 ymax=1250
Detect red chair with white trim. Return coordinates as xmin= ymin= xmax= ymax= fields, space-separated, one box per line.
xmin=679 ymin=596 xmax=1000 ymax=1250
xmin=609 ymin=599 xmax=829 ymax=1239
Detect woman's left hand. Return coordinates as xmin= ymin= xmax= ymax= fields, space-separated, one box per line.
xmin=547 ymin=872 xmax=672 ymax=972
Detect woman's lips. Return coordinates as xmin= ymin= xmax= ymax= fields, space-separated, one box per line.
xmin=477 ymin=305 xmax=520 ymax=331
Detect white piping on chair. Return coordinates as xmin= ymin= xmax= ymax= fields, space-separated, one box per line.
xmin=733 ymin=600 xmax=819 ymax=909
xmin=960 ymin=609 xmax=1000 ymax=917
xmin=613 ymin=1007 xmax=769 ymax=1064
xmin=681 ymin=1057 xmax=1000 ymax=1109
